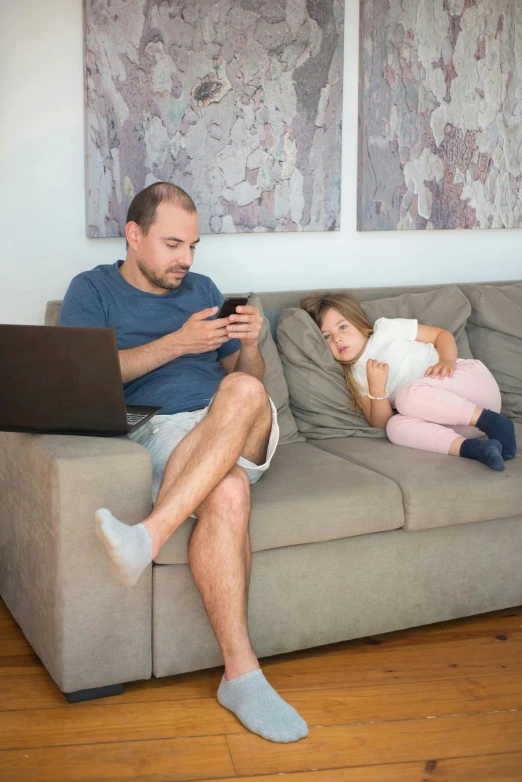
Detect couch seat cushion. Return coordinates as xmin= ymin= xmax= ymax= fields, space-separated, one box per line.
xmin=311 ymin=425 xmax=522 ymax=531
xmin=154 ymin=441 xmax=404 ymax=564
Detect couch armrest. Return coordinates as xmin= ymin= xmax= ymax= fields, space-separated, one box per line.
xmin=0 ymin=432 xmax=153 ymax=693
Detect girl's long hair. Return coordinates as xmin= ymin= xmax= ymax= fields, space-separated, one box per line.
xmin=300 ymin=292 xmax=373 ymax=415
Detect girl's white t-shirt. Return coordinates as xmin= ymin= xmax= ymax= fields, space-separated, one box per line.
xmin=352 ymin=318 xmax=439 ymax=405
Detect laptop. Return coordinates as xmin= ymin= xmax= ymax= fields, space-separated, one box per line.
xmin=0 ymin=325 xmax=162 ymax=436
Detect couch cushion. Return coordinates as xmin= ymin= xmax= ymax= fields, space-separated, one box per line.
xmin=154 ymin=441 xmax=405 ymax=564
xmin=276 ymin=307 xmax=387 ymax=440
xmin=276 ymin=285 xmax=472 ymax=440
xmin=362 ymin=286 xmax=473 ymax=359
xmin=45 ymin=301 xmax=61 ymax=327
xmin=311 ymin=423 xmax=522 ymax=532
xmin=465 ymin=283 xmax=522 ymax=419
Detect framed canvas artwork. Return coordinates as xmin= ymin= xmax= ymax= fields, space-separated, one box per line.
xmin=84 ymin=0 xmax=344 ymax=236
xmin=358 ymin=0 xmax=522 ymax=231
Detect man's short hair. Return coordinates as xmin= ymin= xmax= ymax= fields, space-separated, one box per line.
xmin=126 ymin=182 xmax=197 ymax=242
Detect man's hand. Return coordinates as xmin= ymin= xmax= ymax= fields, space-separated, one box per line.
xmin=174 ymin=307 xmax=230 ymax=355
xmin=225 ymin=305 xmax=263 ymax=347
xmin=367 ymin=359 xmax=389 ymax=396
xmin=425 ymin=360 xmax=456 ymax=379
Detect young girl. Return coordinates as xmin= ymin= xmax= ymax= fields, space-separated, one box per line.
xmin=301 ymin=292 xmax=517 ymax=471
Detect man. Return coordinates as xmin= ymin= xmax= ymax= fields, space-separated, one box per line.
xmin=60 ymin=182 xmax=308 ymax=743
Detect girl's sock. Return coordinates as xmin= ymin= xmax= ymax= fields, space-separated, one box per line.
xmin=475 ymin=409 xmax=517 ymax=460
xmin=460 ymin=438 xmax=504 ymax=471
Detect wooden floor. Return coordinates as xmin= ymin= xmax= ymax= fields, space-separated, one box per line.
xmin=1 ymin=600 xmax=522 ymax=781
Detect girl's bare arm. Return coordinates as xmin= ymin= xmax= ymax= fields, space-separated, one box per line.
xmin=359 ymin=359 xmax=394 ymax=429
xmin=416 ymin=324 xmax=458 ymax=378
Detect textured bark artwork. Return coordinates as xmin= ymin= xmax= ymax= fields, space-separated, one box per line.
xmin=358 ymin=0 xmax=522 ymax=231
xmin=84 ymin=0 xmax=344 ymax=237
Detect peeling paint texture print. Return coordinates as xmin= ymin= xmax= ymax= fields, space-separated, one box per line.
xmin=358 ymin=0 xmax=522 ymax=232
xmin=84 ymin=0 xmax=344 ymax=237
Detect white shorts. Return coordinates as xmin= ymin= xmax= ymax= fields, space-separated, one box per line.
xmin=128 ymin=396 xmax=279 ymax=506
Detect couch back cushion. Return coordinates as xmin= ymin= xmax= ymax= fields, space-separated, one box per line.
xmin=248 ymin=296 xmax=303 ymax=445
xmin=45 ymin=301 xmax=62 ymax=327
xmin=276 ymin=285 xmax=472 ymax=440
xmin=256 ymin=281 xmax=522 ymax=341
xmin=465 ymin=283 xmax=522 ymax=418
xmin=46 ymin=298 xmax=303 ymax=446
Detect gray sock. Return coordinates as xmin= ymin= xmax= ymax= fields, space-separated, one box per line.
xmin=95 ymin=508 xmax=152 ymax=587
xmin=217 ymin=669 xmax=308 ymax=743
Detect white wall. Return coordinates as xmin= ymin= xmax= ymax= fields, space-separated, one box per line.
xmin=1 ymin=0 xmax=520 ymax=325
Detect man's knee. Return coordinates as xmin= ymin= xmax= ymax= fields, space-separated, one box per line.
xmin=199 ymin=466 xmax=250 ymax=526
xmin=221 ymin=464 xmax=250 ymax=496
xmin=219 ymin=373 xmax=267 ymax=412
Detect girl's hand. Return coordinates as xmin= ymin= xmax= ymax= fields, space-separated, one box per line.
xmin=425 ymin=360 xmax=456 ymax=379
xmin=367 ymin=359 xmax=389 ymax=395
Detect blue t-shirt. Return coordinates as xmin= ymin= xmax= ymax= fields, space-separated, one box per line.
xmin=59 ymin=261 xmax=241 ymax=414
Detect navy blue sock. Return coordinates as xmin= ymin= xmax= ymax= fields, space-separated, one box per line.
xmin=460 ymin=438 xmax=504 ymax=471
xmin=476 ymin=409 xmax=517 ymax=460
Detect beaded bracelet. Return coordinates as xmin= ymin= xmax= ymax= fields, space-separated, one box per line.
xmin=368 ymin=390 xmax=390 ymax=401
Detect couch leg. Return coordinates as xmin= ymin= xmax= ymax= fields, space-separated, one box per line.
xmin=65 ymin=683 xmax=124 ymax=703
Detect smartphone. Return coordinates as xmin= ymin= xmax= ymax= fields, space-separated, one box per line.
xmin=217 ymin=297 xmax=248 ymax=319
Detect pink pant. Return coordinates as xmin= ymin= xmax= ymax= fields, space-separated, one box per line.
xmin=386 ymin=360 xmax=502 ymax=455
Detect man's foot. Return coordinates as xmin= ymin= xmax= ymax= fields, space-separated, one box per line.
xmin=475 ymin=409 xmax=517 ymax=460
xmin=95 ymin=509 xmax=152 ymax=586
xmin=459 ymin=438 xmax=504 ymax=471
xmin=217 ymin=669 xmax=308 ymax=743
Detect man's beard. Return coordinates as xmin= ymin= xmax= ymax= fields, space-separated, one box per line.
xmin=137 ymin=258 xmax=189 ymax=291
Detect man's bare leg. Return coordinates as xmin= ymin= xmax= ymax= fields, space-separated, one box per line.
xmin=189 ymin=465 xmax=257 ymax=680
xmin=189 ymin=465 xmax=308 ymax=743
xmin=147 ymin=372 xmax=271 ymax=555
xmin=95 ymin=373 xmax=272 ymax=585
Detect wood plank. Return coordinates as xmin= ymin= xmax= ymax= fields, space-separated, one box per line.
xmin=125 ymin=671 xmax=218 ymax=703
xmin=0 ymin=600 xmax=12 ymax=620
xmin=0 ymin=670 xmax=218 ymax=711
xmin=0 ymin=642 xmax=35 ymax=658
xmin=0 ymin=620 xmax=30 ymax=645
xmin=2 ymin=672 xmax=522 ymax=749
xmin=0 ymin=650 xmax=44 ymax=677
xmin=0 ymin=698 xmax=238 ymax=750
xmin=0 ymin=736 xmax=236 ymax=782
xmin=0 ymin=674 xmax=65 ymax=710
xmin=227 ymin=711 xmax=522 ymax=776
xmin=210 ymin=637 xmax=522 ymax=693
xmin=287 ymin=673 xmax=522 ymax=729
xmin=192 ymin=751 xmax=522 ymax=782
xmin=0 ymin=615 xmax=41 ymax=680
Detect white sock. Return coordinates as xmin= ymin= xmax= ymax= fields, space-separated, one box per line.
xmin=95 ymin=509 xmax=152 ymax=587
xmin=217 ymin=669 xmax=308 ymax=743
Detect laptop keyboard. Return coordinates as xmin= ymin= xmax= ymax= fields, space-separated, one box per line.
xmin=126 ymin=412 xmax=148 ymax=425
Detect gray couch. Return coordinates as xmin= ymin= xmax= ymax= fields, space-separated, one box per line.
xmin=1 ymin=281 xmax=521 ymax=701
